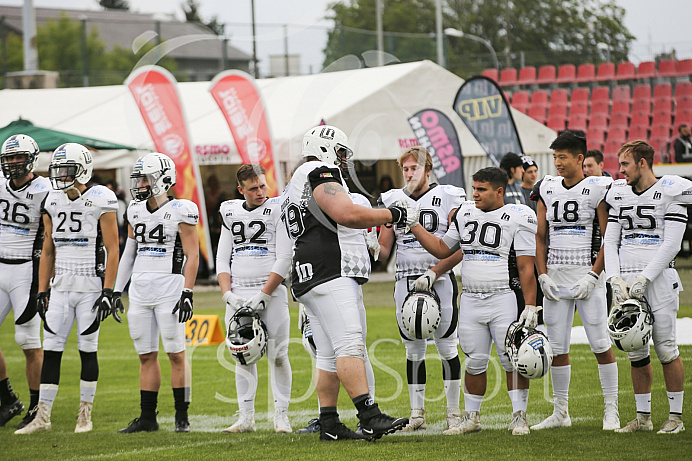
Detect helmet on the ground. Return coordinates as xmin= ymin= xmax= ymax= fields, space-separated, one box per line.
xmin=226 ymin=307 xmax=268 ymax=365
xmin=130 ymin=152 xmax=176 ymax=201
xmin=505 ymin=321 xmax=553 ymax=379
xmin=607 ymin=298 xmax=653 ymax=352
xmin=49 ymin=143 xmax=93 ymax=190
xmin=302 ymin=125 xmax=353 ymax=169
xmin=1 ymin=134 xmax=40 ymax=180
xmin=401 ymin=290 xmax=441 ymax=339
xmin=298 ymin=303 xmax=317 ymax=359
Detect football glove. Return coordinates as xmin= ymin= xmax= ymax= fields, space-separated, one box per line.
xmin=538 ymin=273 xmax=560 ymax=301
xmin=245 ymin=290 xmax=271 ymax=311
xmin=518 ymin=304 xmax=542 ymax=330
xmin=37 ymin=290 xmax=50 ymax=322
xmin=364 ymin=228 xmax=380 ymax=260
xmin=92 ymin=288 xmax=114 ymax=322
xmin=172 ymin=289 xmax=194 ymax=323
xmin=222 ymin=290 xmax=246 ymax=312
xmin=608 ymin=276 xmax=630 ymax=305
xmin=388 ymin=200 xmax=420 ymax=232
xmin=571 ymin=270 xmax=599 ymax=300
xmin=414 ymin=269 xmax=437 ymax=292
xmin=111 ymin=292 xmax=125 ymax=323
xmin=629 ymin=275 xmax=649 ymax=301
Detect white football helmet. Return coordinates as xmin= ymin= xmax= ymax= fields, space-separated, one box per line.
xmin=302 ymin=125 xmax=353 ymax=169
xmin=607 ymin=298 xmax=653 ymax=352
xmin=1 ymin=134 xmax=40 ymax=180
xmin=226 ymin=307 xmax=268 ymax=366
xmin=401 ymin=290 xmax=441 ymax=340
xmin=130 ymin=152 xmax=176 ymax=201
xmin=505 ymin=321 xmax=553 ymax=379
xmin=298 ymin=303 xmax=317 ymax=359
xmin=49 ymin=143 xmax=93 ymax=190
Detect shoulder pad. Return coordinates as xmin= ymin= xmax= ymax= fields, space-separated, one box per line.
xmin=439 ymin=184 xmax=466 ymax=199
xmin=660 ymin=175 xmax=692 ymax=197
xmin=380 ymin=188 xmax=405 ymax=207
xmin=585 ymin=175 xmax=613 ymax=187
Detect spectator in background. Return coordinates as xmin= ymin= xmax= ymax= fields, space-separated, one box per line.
xmin=584 ymin=150 xmax=612 ymax=178
xmin=500 ymin=152 xmax=526 ymax=205
xmin=520 ymin=156 xmax=538 ymax=213
xmin=674 ymin=124 xmax=692 ymax=163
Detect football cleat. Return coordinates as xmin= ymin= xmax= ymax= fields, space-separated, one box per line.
xmin=531 ymin=397 xmax=571 ymax=430
xmin=658 ymin=415 xmax=685 ymax=434
xmin=443 ymin=410 xmax=481 ymax=435
xmin=0 ymin=398 xmax=24 ymax=427
xmin=75 ymin=401 xmax=93 ymax=433
xmin=221 ymin=408 xmax=255 ymax=433
xmin=118 ymin=417 xmax=159 ymax=433
xmin=509 ymin=410 xmax=530 ymax=436
xmin=14 ymin=402 xmax=51 ymax=434
xmin=175 ymin=415 xmax=191 ymax=433
xmin=603 ymin=396 xmax=620 ymax=431
xmin=295 ymin=417 xmax=321 ymax=434
xmin=319 ymin=417 xmax=368 ymax=441
xmin=358 ymin=404 xmax=408 ymax=439
xmin=16 ymin=405 xmax=37 ymax=430
xmin=274 ymin=407 xmax=292 ymax=433
xmin=445 ymin=407 xmax=461 ymax=432
xmin=402 ymin=408 xmax=426 ymax=432
xmin=615 ymin=413 xmax=653 ymax=433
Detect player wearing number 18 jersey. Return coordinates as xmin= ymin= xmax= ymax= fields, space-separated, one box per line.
xmin=114 ymin=152 xmax=199 ymax=434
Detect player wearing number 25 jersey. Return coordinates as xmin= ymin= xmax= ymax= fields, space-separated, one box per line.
xmin=114 ymin=152 xmax=199 ymax=434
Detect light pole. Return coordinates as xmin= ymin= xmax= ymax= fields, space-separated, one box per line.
xmin=444 ymin=27 xmax=499 ymax=70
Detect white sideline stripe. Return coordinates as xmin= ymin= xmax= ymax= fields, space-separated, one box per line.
xmin=67 ymin=439 xmax=230 ymax=460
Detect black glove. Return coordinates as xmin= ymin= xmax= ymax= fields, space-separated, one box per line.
xmin=111 ymin=291 xmax=125 ymax=323
xmin=37 ymin=290 xmax=50 ymax=322
xmin=172 ymin=289 xmax=194 ymax=323
xmin=388 ymin=205 xmax=407 ymax=227
xmin=92 ymin=288 xmax=114 ymax=322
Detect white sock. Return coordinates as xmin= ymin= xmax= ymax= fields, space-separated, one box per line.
xmin=364 ymin=353 xmax=376 ymax=399
xmin=235 ymin=363 xmax=258 ymax=411
xmin=409 ymin=384 xmax=426 ymax=409
xmin=551 ymin=365 xmax=571 ymax=401
xmin=444 ymin=379 xmax=461 ymax=410
xmin=464 ymin=393 xmax=483 ymax=413
xmin=39 ymin=384 xmax=59 ymax=407
xmin=270 ymin=354 xmax=292 ymax=409
xmin=80 ymin=380 xmax=97 ymax=404
xmin=508 ymin=388 xmax=529 ymax=413
xmin=667 ymin=391 xmax=684 ymax=415
xmin=597 ymin=362 xmax=618 ymax=398
xmin=635 ymin=393 xmax=652 ymax=414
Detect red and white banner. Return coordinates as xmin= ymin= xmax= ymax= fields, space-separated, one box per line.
xmin=125 ymin=65 xmax=214 ymax=270
xmin=209 ymin=70 xmax=283 ymax=196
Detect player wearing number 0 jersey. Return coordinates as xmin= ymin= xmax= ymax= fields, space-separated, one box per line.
xmin=0 ymin=134 xmax=49 ymax=429
xmin=15 ymin=143 xmax=120 ymax=435
xmin=115 ymin=152 xmax=199 ymax=434
xmin=605 ymin=141 xmax=686 ymax=434
xmin=410 ymin=167 xmax=538 ymax=436
xmin=216 ymin=164 xmax=293 ymax=434
xmin=531 ymin=131 xmax=619 ymax=431
xmin=377 ymin=146 xmax=465 ymax=434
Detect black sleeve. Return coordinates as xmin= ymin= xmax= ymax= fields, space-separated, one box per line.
xmin=529 ymin=178 xmax=544 ymax=204
xmin=307 ymin=166 xmax=343 ymax=191
xmin=674 ymin=139 xmax=685 ymax=163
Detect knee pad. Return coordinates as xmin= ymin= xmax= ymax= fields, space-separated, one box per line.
xmin=655 ymin=340 xmax=680 ymax=365
xmin=79 ymin=350 xmax=99 ymax=382
xmin=407 ymin=359 xmax=427 ymax=385
xmin=465 ymin=356 xmax=489 ymax=375
xmin=404 ymin=339 xmax=427 ymax=362
xmin=333 ymin=332 xmax=365 ymax=359
xmin=435 ymin=337 xmax=459 ymax=361
xmin=15 ymin=317 xmax=40 ymax=350
xmin=630 ymin=356 xmax=651 ymax=368
xmin=41 ymin=350 xmax=63 ymax=385
xmin=441 ymin=356 xmax=462 ymax=381
xmin=589 ymin=337 xmax=612 ymax=355
xmin=316 ymin=355 xmax=337 ymax=373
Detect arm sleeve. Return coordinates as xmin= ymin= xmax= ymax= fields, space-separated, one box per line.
xmin=603 ymin=211 xmax=622 ymax=279
xmin=215 ymin=224 xmax=234 ymax=276
xmin=514 ymin=229 xmax=536 ymax=257
xmin=641 ymin=204 xmax=688 ymax=281
xmin=114 ymin=237 xmax=137 ymax=292
xmin=270 ymin=220 xmax=293 ymax=279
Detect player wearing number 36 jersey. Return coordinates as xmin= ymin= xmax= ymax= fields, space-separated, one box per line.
xmin=114 ymin=152 xmax=199 ymax=434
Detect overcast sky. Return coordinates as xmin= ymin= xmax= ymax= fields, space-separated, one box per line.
xmin=3 ymin=0 xmax=691 ymax=75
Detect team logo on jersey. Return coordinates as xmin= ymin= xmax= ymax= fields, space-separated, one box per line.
xmin=263 ymin=208 xmax=271 ymax=215
xmin=546 ymin=190 xmax=553 ymax=194
xmin=164 ymin=212 xmax=172 ymax=220
xmin=653 ymin=191 xmax=662 ymax=200
xmin=501 ymin=213 xmax=510 ymax=221
xmin=581 ymin=188 xmax=590 ymax=195
xmin=26 ymin=193 xmax=33 ymax=200
xmin=432 ymin=196 xmax=441 ymax=207
xmin=172 ymin=202 xmax=183 ymax=209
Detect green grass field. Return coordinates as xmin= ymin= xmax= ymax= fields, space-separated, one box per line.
xmin=1 ymin=279 xmax=691 ymax=460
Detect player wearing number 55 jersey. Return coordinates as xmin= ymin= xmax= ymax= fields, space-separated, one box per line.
xmin=16 ymin=143 xmax=120 ymax=435
xmin=410 ymin=167 xmax=538 ymax=436
xmin=531 ymin=131 xmax=619 ymax=432
xmin=0 ymin=134 xmax=50 ymax=429
xmin=114 ymin=152 xmax=200 ymax=434
xmin=605 ymin=140 xmax=686 ymax=434
xmin=216 ymin=164 xmax=293 ymax=434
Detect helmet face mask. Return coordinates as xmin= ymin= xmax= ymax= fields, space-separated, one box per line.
xmin=505 ymin=321 xmax=553 ymax=379
xmin=607 ymin=298 xmax=653 ymax=352
xmin=226 ymin=307 xmax=268 ymax=366
xmin=49 ymin=143 xmax=93 ymax=191
xmin=1 ymin=134 xmax=39 ymax=180
xmin=130 ymin=153 xmax=176 ymax=201
xmin=401 ymin=290 xmax=441 ymax=339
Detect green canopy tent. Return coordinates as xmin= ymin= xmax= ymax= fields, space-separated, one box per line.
xmin=0 ymin=119 xmax=136 ymax=151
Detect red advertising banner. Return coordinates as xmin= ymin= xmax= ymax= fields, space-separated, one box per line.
xmin=209 ymin=70 xmax=283 ymax=196
xmin=125 ymin=65 xmax=214 ymax=270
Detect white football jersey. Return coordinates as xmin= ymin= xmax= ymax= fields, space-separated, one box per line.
xmin=605 ymin=176 xmax=688 ymax=274
xmin=534 ymin=175 xmax=611 ymax=267
xmin=443 ymin=202 xmax=537 ymax=294
xmin=0 ymin=175 xmax=51 ymax=261
xmin=379 ymin=184 xmax=465 ymax=280
xmin=43 ymin=185 xmax=119 ymax=292
xmin=218 ymin=196 xmax=290 ymax=289
xmin=279 ymin=161 xmax=370 ymax=297
xmin=127 ymin=198 xmax=199 ymax=274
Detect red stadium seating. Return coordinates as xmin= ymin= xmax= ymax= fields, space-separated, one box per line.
xmin=547 ymin=116 xmax=566 ymax=132
xmin=628 ymin=125 xmax=648 ymax=140
xmin=612 ymin=85 xmax=631 ymax=103
xmin=676 ymin=82 xmax=692 ymax=98
xmin=615 ymin=62 xmax=636 ymax=81
xmin=632 ymin=84 xmax=652 ymax=115
xmin=576 ymin=63 xmax=596 ymax=84
xmin=651 ymin=124 xmax=672 ymax=139
xmin=649 ymin=137 xmax=669 ymax=163
xmin=658 ymin=59 xmax=677 ymax=78
xmin=482 ymin=68 xmax=499 ymax=81
xmin=675 ymin=109 xmax=692 ymax=125
xmin=537 ymin=65 xmax=557 ymax=85
xmin=528 ymin=105 xmax=547 ymax=124
xmin=531 ymin=90 xmax=549 ymax=108
xmin=518 ymin=66 xmax=537 ymax=86
xmin=676 ymin=59 xmax=692 ymax=78
xmin=499 ymin=68 xmax=518 ymax=86
xmin=586 ymin=128 xmax=606 ymax=150
xmin=568 ymin=113 xmax=588 ymax=131
xmin=610 ymin=111 xmax=630 ymax=128
xmin=591 ymin=87 xmax=610 ymax=115
xmin=548 ymin=104 xmax=568 ymax=119
xmin=595 ymin=62 xmax=616 ymax=82
xmin=571 ymin=87 xmax=590 ymax=111
xmin=630 ymin=111 xmax=650 ymax=128
xmin=654 ymin=83 xmax=673 ymax=103
xmin=612 ymin=100 xmax=631 ymax=117
xmin=550 ymin=88 xmax=570 ymax=106
xmin=590 ymin=113 xmax=609 ymax=130
xmin=556 ymin=64 xmax=576 ymax=84
xmin=607 ymin=126 xmax=628 ymax=144
xmin=511 ymin=91 xmax=530 ymax=114
xmin=651 ymin=109 xmax=672 ymax=127
xmin=636 ymin=61 xmax=656 ymax=80
xmin=602 ymin=150 xmax=621 ymax=176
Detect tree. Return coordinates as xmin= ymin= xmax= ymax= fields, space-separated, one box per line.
xmin=98 ymin=0 xmax=129 ymax=10
xmin=182 ymin=0 xmax=224 ymax=35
